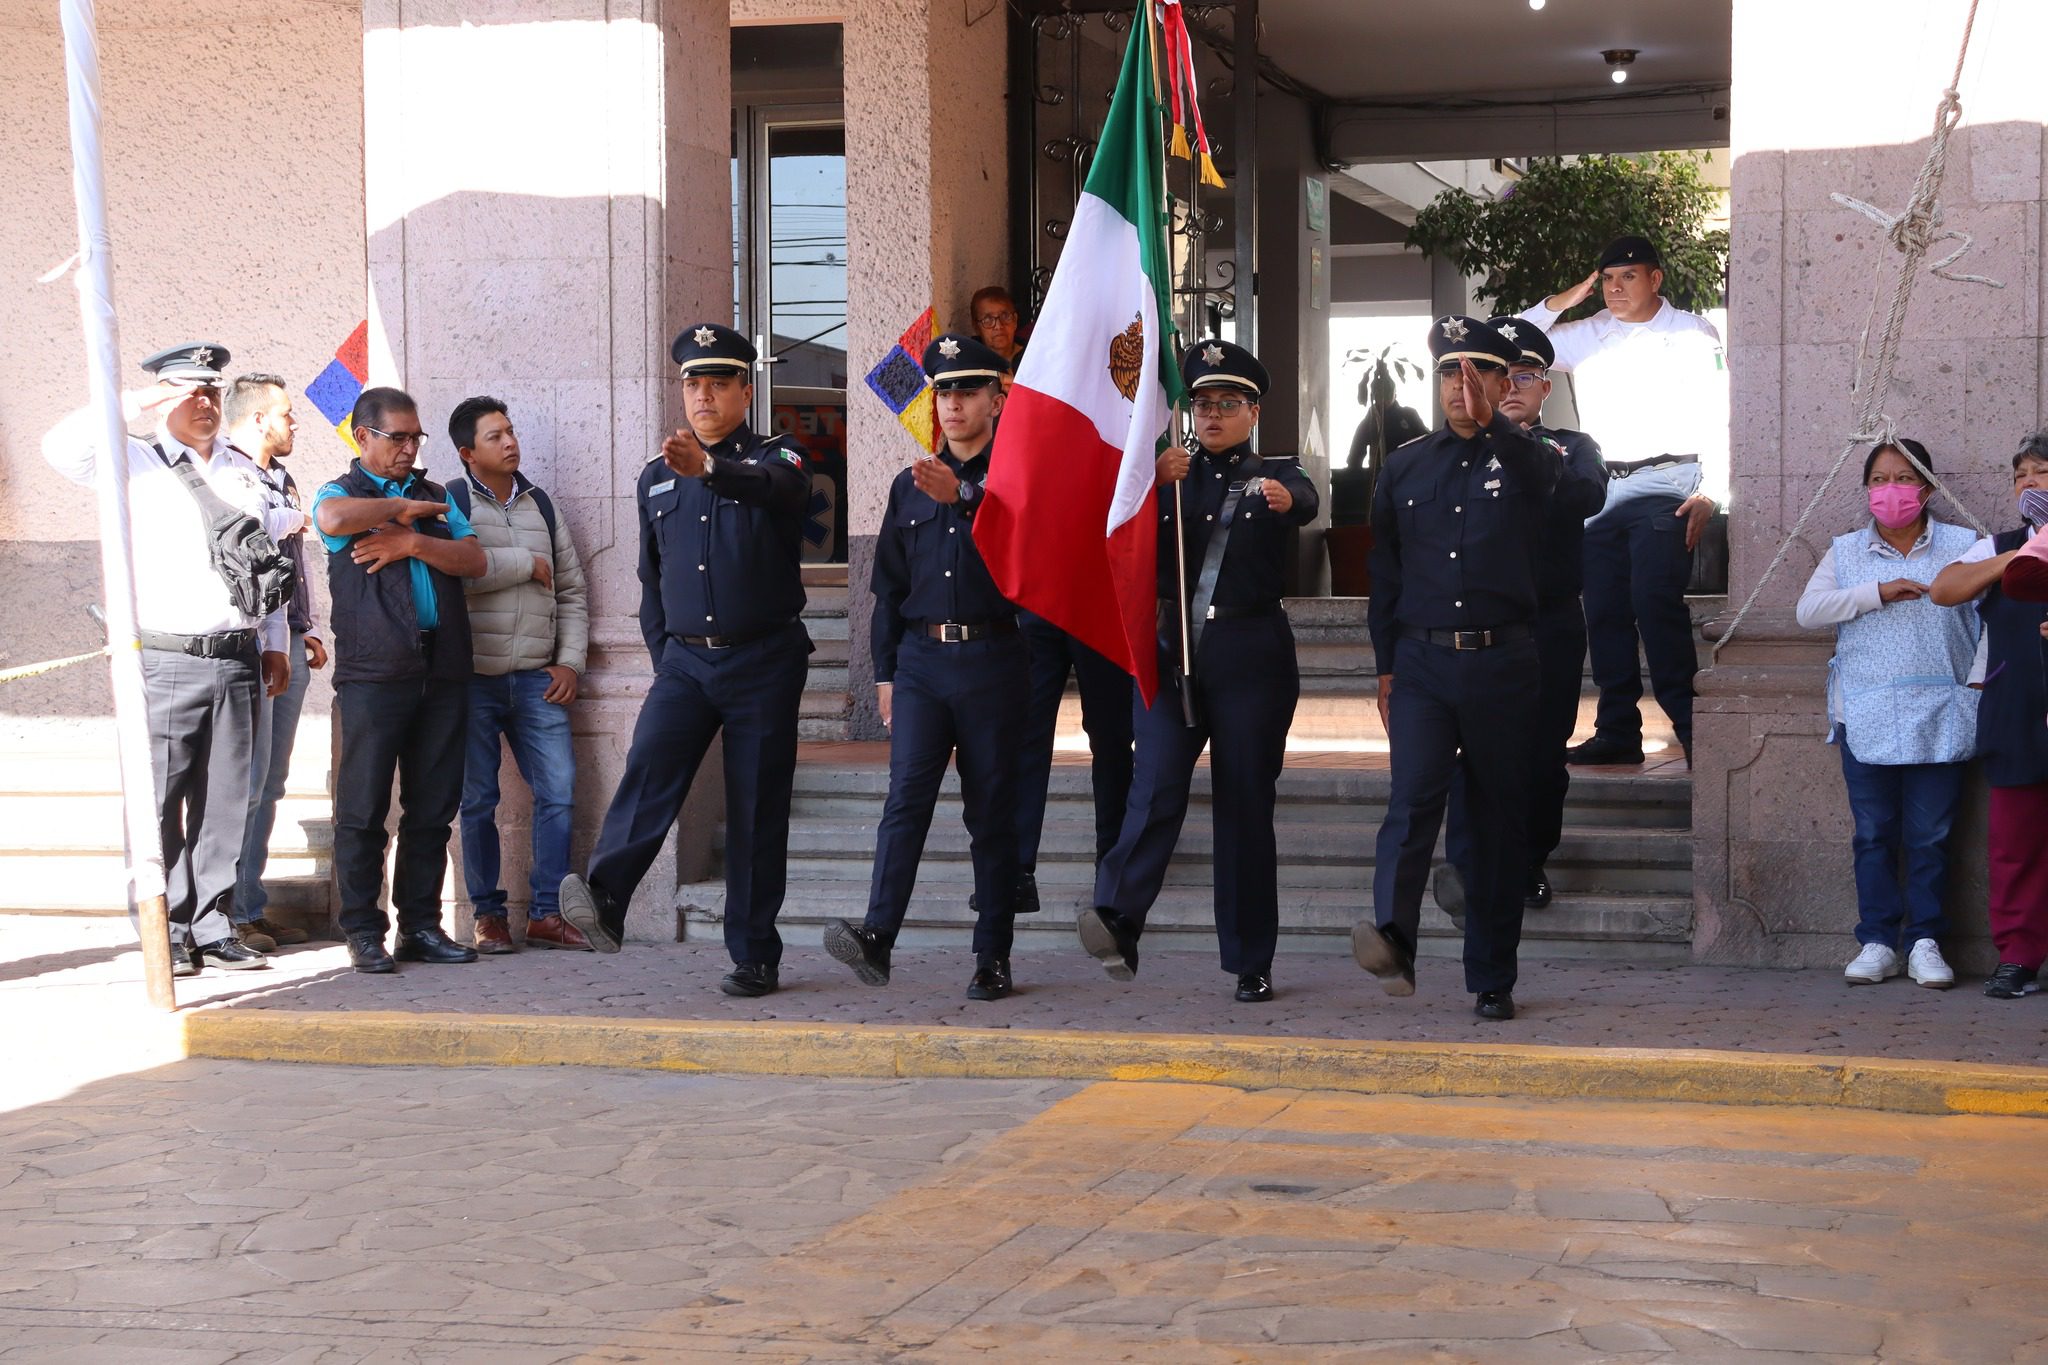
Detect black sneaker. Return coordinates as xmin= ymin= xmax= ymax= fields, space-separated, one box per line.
xmin=721 ymin=963 xmax=779 ymax=997
xmin=559 ymin=873 xmax=625 ymax=954
xmin=823 ymin=919 xmax=891 ymax=986
xmin=1524 ymin=868 xmax=1553 ymax=910
xmin=1077 ymin=906 xmax=1139 ymax=981
xmin=1432 ymin=863 xmax=1467 ymax=929
xmin=1350 ymin=921 xmax=1416 ymax=998
xmin=1566 ymin=734 xmax=1645 ymax=766
xmin=966 ymin=957 xmax=1012 ymax=1001
xmin=1984 ymin=963 xmax=2040 ymax=999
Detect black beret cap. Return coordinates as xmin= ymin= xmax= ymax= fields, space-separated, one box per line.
xmin=1596 ymin=234 xmax=1662 ymax=271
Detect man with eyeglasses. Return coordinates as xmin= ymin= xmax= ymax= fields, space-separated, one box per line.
xmin=1434 ymin=322 xmax=1608 ymax=928
xmin=1078 ymin=339 xmax=1317 ymax=1004
xmin=41 ymin=343 xmax=289 ymax=977
xmin=313 ymin=386 xmax=488 ymax=974
xmin=1352 ymin=317 xmax=1563 ymax=1022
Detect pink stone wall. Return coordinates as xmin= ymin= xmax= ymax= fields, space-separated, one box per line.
xmin=1702 ymin=0 xmax=2048 ymax=968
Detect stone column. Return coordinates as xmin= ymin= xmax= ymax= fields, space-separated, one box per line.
xmin=362 ymin=0 xmax=730 ymax=937
xmin=1701 ymin=0 xmax=2048 ymax=969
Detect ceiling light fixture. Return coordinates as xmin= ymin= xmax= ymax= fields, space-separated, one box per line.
xmin=1528 ymin=0 xmax=1545 ymax=10
xmin=1603 ymin=48 xmax=1638 ymax=85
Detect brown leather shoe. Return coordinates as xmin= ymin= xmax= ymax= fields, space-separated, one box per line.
xmin=247 ymin=916 xmax=309 ymax=946
xmin=234 ymin=922 xmax=277 ymax=953
xmin=523 ymin=914 xmax=592 ymax=951
xmin=474 ymin=916 xmax=518 ymax=954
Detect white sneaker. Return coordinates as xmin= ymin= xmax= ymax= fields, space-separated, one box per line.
xmin=1844 ymin=943 xmax=1901 ymax=984
xmin=1906 ymin=938 xmax=1954 ymax=989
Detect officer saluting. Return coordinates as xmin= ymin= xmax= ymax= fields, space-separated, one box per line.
xmin=1437 ymin=321 xmax=1608 ymax=919
xmin=1355 ymin=317 xmax=1561 ymax=1021
xmin=560 ymin=324 xmax=812 ymax=998
xmin=824 ymin=334 xmax=1026 ymax=1000
xmin=1079 ymin=339 xmax=1318 ymax=1003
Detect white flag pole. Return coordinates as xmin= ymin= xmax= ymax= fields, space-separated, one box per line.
xmin=58 ymin=0 xmax=176 ymax=1009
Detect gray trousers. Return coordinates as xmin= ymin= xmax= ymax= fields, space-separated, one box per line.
xmin=140 ymin=648 xmax=258 ymax=946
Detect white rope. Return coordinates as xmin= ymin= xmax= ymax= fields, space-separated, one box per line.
xmin=1714 ymin=0 xmax=1996 ymax=658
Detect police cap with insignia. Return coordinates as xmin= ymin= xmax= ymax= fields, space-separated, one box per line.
xmin=1487 ymin=316 xmax=1554 ymax=369
xmin=1181 ymin=338 xmax=1269 ymax=398
xmin=670 ymin=322 xmax=756 ymax=378
xmin=140 ymin=342 xmax=230 ymax=386
xmin=1428 ymin=315 xmax=1518 ymax=371
xmin=1596 ymin=234 xmax=1662 ymax=271
xmin=920 ymin=333 xmax=1007 ymax=390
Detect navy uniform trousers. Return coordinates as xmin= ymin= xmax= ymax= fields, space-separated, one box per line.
xmin=1375 ymin=633 xmax=1540 ymax=994
xmin=1583 ymin=493 xmax=1697 ymax=749
xmin=588 ymin=621 xmax=809 ymax=967
xmin=1445 ymin=597 xmax=1588 ymax=878
xmin=1094 ymin=614 xmax=1299 ymax=975
xmin=864 ymin=632 xmax=1027 ymax=958
xmin=1015 ymin=612 xmax=1134 ymax=871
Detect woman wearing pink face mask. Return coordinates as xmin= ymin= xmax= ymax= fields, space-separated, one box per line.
xmin=1795 ymin=438 xmax=1981 ymax=990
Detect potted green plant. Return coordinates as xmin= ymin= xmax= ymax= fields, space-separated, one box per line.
xmin=1327 ymin=343 xmax=1427 ymax=596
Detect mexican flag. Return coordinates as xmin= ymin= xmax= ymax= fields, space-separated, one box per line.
xmin=974 ymin=4 xmax=1184 ymax=705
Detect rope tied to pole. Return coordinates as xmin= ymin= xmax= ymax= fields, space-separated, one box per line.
xmin=1712 ymin=0 xmax=1997 ymax=660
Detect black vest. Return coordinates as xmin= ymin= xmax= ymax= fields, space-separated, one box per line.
xmin=1977 ymin=527 xmax=2048 ymax=788
xmin=325 ymin=461 xmax=472 ymax=685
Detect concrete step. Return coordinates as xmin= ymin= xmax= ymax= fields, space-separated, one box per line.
xmin=676 ymin=878 xmax=1694 ymax=964
xmin=0 ymin=853 xmax=330 ymax=915
xmin=0 ymin=793 xmax=333 ymax=856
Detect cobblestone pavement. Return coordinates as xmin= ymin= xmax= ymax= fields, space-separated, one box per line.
xmin=0 ymin=1062 xmax=2041 ymax=1362
xmin=8 ymin=914 xmax=2047 ymax=1068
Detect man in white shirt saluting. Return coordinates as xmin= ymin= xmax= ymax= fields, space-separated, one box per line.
xmin=1520 ymin=236 xmax=1724 ymax=767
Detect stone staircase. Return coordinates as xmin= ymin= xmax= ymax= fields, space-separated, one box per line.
xmin=800 ymin=564 xmax=851 ymax=740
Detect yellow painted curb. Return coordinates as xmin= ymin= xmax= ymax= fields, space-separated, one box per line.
xmin=180 ymin=1009 xmax=2048 ymax=1118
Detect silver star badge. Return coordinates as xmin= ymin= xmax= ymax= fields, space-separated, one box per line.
xmin=1498 ymin=323 xmax=1519 ymax=341
xmin=939 ymin=337 xmax=961 ymax=358
xmin=1440 ymin=317 xmax=1468 ymax=342
xmin=192 ymin=346 xmax=214 ymax=368
xmin=1202 ymin=343 xmax=1224 ymax=365
xmin=692 ymin=326 xmax=716 ymax=347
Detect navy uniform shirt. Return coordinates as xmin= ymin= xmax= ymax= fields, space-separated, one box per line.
xmin=1367 ymin=411 xmax=1561 ymax=663
xmin=870 ymin=443 xmax=1013 ymax=684
xmin=1159 ymin=441 xmax=1320 ymax=612
xmin=1530 ymin=423 xmax=1610 ymax=606
xmin=637 ymin=422 xmax=809 ymax=660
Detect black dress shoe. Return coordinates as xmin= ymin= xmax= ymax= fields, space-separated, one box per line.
xmin=1235 ymin=972 xmax=1274 ymax=1003
xmin=347 ymin=935 xmax=396 ymax=974
xmin=1350 ymin=922 xmax=1416 ymax=997
xmin=171 ymin=943 xmax=202 ymax=978
xmin=1014 ymin=871 xmax=1041 ymax=916
xmin=1077 ymin=906 xmax=1139 ymax=981
xmin=1432 ymin=863 xmax=1467 ymax=929
xmin=823 ymin=919 xmax=891 ymax=986
xmin=966 ymin=957 xmax=1013 ymax=1001
xmin=193 ymin=938 xmax=271 ymax=971
xmin=1475 ymin=990 xmax=1516 ymax=1021
xmin=1565 ymin=734 xmax=1645 ymax=766
xmin=558 ymin=873 xmax=624 ymax=954
xmin=721 ymin=963 xmax=779 ymax=997
xmin=394 ymin=927 xmax=479 ymax=964
xmin=1524 ymin=868 xmax=1553 ymax=910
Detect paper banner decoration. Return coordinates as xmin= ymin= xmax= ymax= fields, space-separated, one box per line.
xmin=305 ymin=320 xmax=370 ymax=453
xmin=862 ymin=307 xmax=940 ymax=453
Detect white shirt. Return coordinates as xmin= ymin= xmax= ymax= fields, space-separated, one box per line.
xmin=1518 ymin=295 xmax=1729 ymax=504
xmin=43 ymin=412 xmax=287 ymax=653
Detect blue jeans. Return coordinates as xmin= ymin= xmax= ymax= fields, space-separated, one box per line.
xmin=1836 ymin=727 xmax=1964 ymax=948
xmin=460 ymin=670 xmax=576 ymax=920
xmin=235 ymin=630 xmax=311 ymax=924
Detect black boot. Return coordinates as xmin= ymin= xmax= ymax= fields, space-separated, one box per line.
xmin=1524 ymin=867 xmax=1553 ymax=910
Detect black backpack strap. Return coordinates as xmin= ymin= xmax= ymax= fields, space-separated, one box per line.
xmin=528 ymin=486 xmax=559 ymax=549
xmin=445 ymin=477 xmax=472 ymax=520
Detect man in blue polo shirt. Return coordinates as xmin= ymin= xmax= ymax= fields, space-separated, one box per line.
xmin=312 ymin=386 xmax=487 ymax=973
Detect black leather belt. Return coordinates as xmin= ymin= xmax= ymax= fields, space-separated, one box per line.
xmin=1204 ymin=602 xmax=1282 ymax=622
xmin=138 ymin=627 xmax=258 ymax=660
xmin=1605 ymin=453 xmax=1699 ymax=478
xmin=677 ymin=624 xmax=785 ymax=650
xmin=921 ymin=618 xmax=1019 ymax=642
xmin=1414 ymin=622 xmax=1533 ymax=651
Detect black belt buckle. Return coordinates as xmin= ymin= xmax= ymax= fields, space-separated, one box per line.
xmin=703 ymin=634 xmax=733 ymax=650
xmin=1451 ymin=629 xmax=1490 ymax=651
xmin=937 ymin=622 xmax=969 ymax=643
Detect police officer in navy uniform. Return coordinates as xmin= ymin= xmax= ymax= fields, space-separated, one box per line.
xmin=1354 ymin=316 xmax=1561 ymax=1021
xmin=560 ymin=324 xmax=812 ymax=997
xmin=1078 ymin=339 xmax=1318 ymax=1003
xmin=824 ymin=335 xmax=1027 ymax=1000
xmin=1437 ymin=321 xmax=1608 ymax=921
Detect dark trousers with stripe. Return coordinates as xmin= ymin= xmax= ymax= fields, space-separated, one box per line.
xmin=864 ymin=633 xmax=1028 ymax=959
xmin=1015 ymin=612 xmax=1135 ymax=872
xmin=588 ymin=623 xmax=809 ymax=967
xmin=1374 ymin=633 xmax=1539 ymax=994
xmin=1093 ymin=615 xmax=1299 ymax=975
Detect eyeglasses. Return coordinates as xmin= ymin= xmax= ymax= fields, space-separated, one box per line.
xmin=1190 ymin=397 xmax=1250 ymax=416
xmin=1508 ymin=371 xmax=1549 ymax=389
xmin=1436 ymin=361 xmax=1505 ymax=378
xmin=362 ymin=427 xmax=428 ymax=449
xmin=975 ymin=311 xmax=1017 ymax=327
